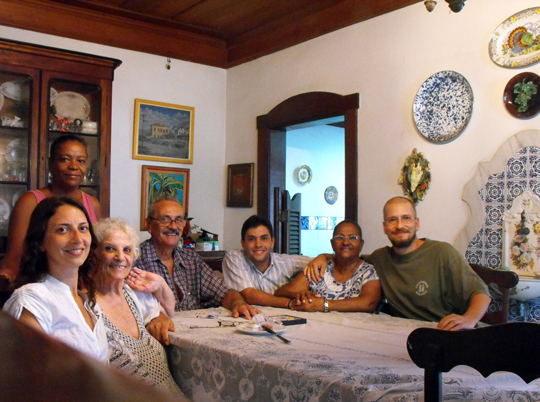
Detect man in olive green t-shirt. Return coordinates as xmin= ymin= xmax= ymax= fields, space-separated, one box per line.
xmin=369 ymin=196 xmax=490 ymax=331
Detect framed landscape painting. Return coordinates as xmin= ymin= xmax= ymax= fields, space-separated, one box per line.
xmin=140 ymin=165 xmax=190 ymax=230
xmin=133 ymin=98 xmax=195 ymax=164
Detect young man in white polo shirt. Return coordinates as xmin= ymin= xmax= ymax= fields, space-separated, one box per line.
xmin=222 ymin=215 xmax=312 ymax=308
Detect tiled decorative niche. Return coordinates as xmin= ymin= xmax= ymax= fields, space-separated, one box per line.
xmin=455 ymin=130 xmax=540 ymax=322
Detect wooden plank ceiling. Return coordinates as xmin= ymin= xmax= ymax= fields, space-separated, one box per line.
xmin=0 ymin=0 xmax=422 ymax=68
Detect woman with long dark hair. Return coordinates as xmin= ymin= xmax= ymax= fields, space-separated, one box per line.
xmin=3 ymin=197 xmax=108 ymax=361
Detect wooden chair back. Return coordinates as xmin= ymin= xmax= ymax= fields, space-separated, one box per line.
xmin=407 ymin=323 xmax=540 ymax=402
xmin=469 ymin=263 xmax=518 ymax=324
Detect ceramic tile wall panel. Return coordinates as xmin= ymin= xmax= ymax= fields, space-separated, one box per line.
xmin=465 ymin=145 xmax=540 ymax=322
xmin=301 ymin=216 xmax=344 ymax=230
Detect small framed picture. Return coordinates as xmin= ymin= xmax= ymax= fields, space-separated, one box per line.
xmin=140 ymin=165 xmax=190 ymax=230
xmin=133 ymin=98 xmax=195 ymax=164
xmin=227 ymin=163 xmax=254 ymax=208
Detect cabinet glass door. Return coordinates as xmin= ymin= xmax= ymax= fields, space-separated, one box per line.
xmin=47 ymin=79 xmax=101 ymax=199
xmin=0 ymin=71 xmax=31 ymax=245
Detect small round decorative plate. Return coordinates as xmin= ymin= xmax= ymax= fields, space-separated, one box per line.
xmin=0 ymin=80 xmax=29 ymax=101
xmin=503 ymin=72 xmax=540 ymax=119
xmin=296 ymin=165 xmax=312 ymax=185
xmin=324 ymin=186 xmax=338 ymax=205
xmin=489 ymin=7 xmax=540 ymax=68
xmin=4 ymin=139 xmax=27 ymax=169
xmin=53 ymin=91 xmax=90 ymax=121
xmin=413 ymin=71 xmax=474 ymax=143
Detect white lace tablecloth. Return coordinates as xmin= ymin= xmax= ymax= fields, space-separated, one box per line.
xmin=168 ymin=307 xmax=540 ymax=402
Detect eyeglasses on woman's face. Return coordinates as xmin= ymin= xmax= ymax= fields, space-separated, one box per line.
xmin=332 ymin=235 xmax=361 ymax=242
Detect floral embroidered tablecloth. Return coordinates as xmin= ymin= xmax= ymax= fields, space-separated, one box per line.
xmin=168 ymin=307 xmax=540 ymax=402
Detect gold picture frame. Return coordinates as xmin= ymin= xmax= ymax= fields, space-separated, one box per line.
xmin=140 ymin=165 xmax=190 ymax=230
xmin=133 ymin=98 xmax=194 ymax=164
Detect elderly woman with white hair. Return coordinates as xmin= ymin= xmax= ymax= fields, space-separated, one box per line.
xmin=92 ymin=218 xmax=187 ymax=399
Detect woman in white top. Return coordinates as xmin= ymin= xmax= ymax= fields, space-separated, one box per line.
xmin=3 ymin=197 xmax=108 ymax=361
xmin=93 ymin=218 xmax=187 ymax=399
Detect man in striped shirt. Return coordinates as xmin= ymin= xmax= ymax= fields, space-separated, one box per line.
xmin=222 ymin=215 xmax=312 ymax=308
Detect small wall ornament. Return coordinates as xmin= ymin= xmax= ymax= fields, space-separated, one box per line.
xmin=398 ymin=148 xmax=431 ymax=205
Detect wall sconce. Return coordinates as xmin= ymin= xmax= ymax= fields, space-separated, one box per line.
xmin=166 ymin=57 xmax=171 ymax=70
xmin=424 ymin=1 xmax=436 ymax=12
xmin=425 ymin=0 xmax=466 ymax=13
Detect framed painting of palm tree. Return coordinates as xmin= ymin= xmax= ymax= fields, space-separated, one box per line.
xmin=140 ymin=165 xmax=190 ymax=230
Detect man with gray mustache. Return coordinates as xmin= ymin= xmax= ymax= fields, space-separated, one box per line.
xmin=135 ymin=195 xmax=259 ymax=321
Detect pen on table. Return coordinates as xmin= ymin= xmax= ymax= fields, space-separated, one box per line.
xmin=262 ymin=326 xmax=291 ymax=344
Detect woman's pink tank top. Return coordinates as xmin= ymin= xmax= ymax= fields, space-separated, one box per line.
xmin=30 ymin=190 xmax=98 ymax=223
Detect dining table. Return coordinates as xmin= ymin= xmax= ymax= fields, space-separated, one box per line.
xmin=167 ymin=306 xmax=540 ymax=402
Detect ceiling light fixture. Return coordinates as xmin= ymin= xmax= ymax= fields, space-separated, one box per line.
xmin=425 ymin=0 xmax=466 ymax=13
xmin=424 ymin=0 xmax=436 ymax=12
xmin=445 ymin=0 xmax=466 ymax=12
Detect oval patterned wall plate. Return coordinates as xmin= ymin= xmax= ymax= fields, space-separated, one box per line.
xmin=413 ymin=71 xmax=474 ymax=143
xmin=489 ymin=7 xmax=540 ymax=68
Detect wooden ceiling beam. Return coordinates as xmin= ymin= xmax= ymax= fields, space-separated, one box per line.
xmin=0 ymin=0 xmax=228 ymax=68
xmin=0 ymin=0 xmax=422 ymax=68
xmin=227 ymin=0 xmax=422 ymax=67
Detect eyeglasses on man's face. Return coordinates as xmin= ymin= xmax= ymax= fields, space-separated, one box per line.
xmin=149 ymin=216 xmax=187 ymax=226
xmin=385 ymin=216 xmax=414 ymax=226
xmin=332 ymin=235 xmax=362 ymax=242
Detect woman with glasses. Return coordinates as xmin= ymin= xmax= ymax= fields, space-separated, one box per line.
xmin=274 ymin=220 xmax=381 ymax=313
xmin=92 ymin=218 xmax=187 ymax=399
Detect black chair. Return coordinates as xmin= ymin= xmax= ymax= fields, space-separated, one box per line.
xmin=469 ymin=263 xmax=519 ymax=324
xmin=407 ymin=323 xmax=540 ymax=402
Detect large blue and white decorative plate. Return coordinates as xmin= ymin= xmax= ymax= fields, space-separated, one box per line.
xmin=489 ymin=7 xmax=540 ymax=68
xmin=413 ymin=71 xmax=473 ymax=143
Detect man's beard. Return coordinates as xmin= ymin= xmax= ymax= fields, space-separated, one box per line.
xmin=390 ymin=231 xmax=417 ymax=249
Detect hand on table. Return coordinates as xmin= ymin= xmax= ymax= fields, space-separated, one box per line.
xmin=146 ymin=313 xmax=175 ymax=345
xmin=291 ymin=296 xmax=324 ymax=312
xmin=437 ymin=313 xmax=476 ymax=331
xmin=232 ymin=301 xmax=261 ymax=320
xmin=291 ymin=290 xmax=318 ymax=306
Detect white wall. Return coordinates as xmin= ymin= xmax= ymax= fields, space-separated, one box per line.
xmin=0 ymin=25 xmax=227 ymax=242
xmin=286 ymin=125 xmax=345 ymax=256
xmin=3 ymin=1 xmax=540 ymax=254
xmin=225 ymin=0 xmax=540 ymax=254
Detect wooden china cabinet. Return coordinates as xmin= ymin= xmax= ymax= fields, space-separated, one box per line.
xmin=0 ymin=38 xmax=121 ymax=254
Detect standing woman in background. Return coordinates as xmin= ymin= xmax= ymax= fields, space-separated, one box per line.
xmin=0 ymin=135 xmax=101 ymax=283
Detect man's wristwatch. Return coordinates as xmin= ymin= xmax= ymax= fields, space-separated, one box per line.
xmin=324 ymin=298 xmax=329 ymax=313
